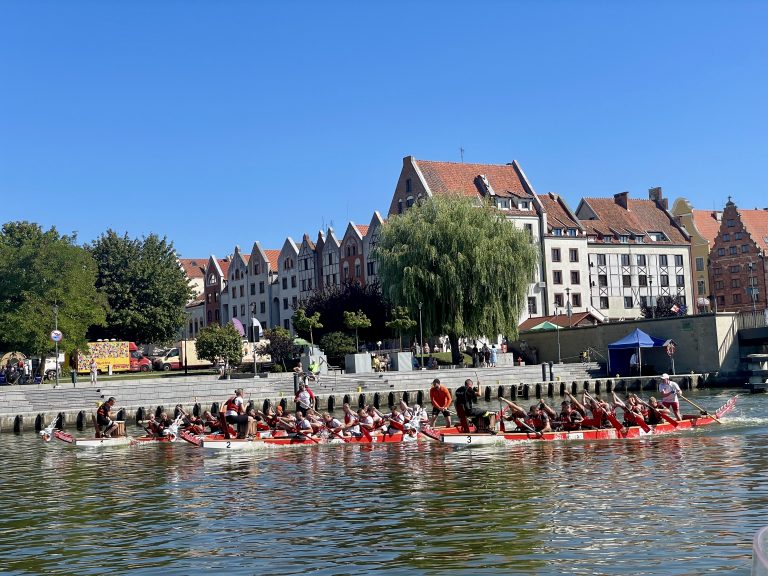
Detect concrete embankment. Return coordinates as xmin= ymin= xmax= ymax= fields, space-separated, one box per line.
xmin=0 ymin=363 xmax=709 ymax=434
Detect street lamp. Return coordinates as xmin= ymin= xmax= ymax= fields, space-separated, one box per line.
xmin=648 ymin=277 xmax=655 ymax=318
xmin=52 ymin=303 xmax=60 ymax=388
xmin=251 ymin=302 xmax=258 ymax=378
xmin=565 ymin=287 xmax=572 ymax=327
xmin=418 ymin=301 xmax=424 ymax=370
xmin=554 ymin=306 xmax=561 ymax=364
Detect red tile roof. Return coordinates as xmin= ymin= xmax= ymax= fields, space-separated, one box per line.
xmin=355 ymin=224 xmax=370 ymax=237
xmin=264 ymin=249 xmax=280 ymax=270
xmin=580 ymin=197 xmax=687 ymax=244
xmin=519 ymin=312 xmax=599 ymax=331
xmin=218 ymin=259 xmax=230 ymax=277
xmin=178 ymin=258 xmax=206 ymax=279
xmin=539 ymin=193 xmax=580 ymax=232
xmin=691 ymin=210 xmax=721 ymax=246
xmin=416 ymin=159 xmax=532 ymax=200
xmin=738 ymin=209 xmax=768 ymax=251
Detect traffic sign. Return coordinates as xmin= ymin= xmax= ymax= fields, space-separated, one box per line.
xmin=50 ymin=330 xmax=63 ymax=342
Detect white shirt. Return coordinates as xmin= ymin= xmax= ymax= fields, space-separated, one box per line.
xmin=659 ymin=380 xmax=682 ymax=403
xmin=225 ymin=396 xmax=244 ymax=417
xmin=296 ymin=390 xmax=311 ymax=409
xmin=630 ymin=353 xmax=638 ymax=366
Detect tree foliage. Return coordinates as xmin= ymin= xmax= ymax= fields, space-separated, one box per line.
xmin=319 ymin=331 xmax=356 ymax=366
xmin=298 ymin=281 xmax=390 ymax=344
xmin=385 ymin=306 xmax=417 ymax=351
xmin=640 ymin=295 xmax=687 ymax=319
xmin=375 ymin=195 xmax=538 ymax=363
xmin=263 ymin=326 xmax=296 ymax=371
xmin=90 ymin=230 xmax=193 ymax=344
xmin=0 ymin=221 xmax=106 ymax=356
xmin=344 ymin=310 xmax=371 ymax=350
xmin=195 ymin=323 xmax=243 ymax=367
xmin=292 ymin=308 xmax=323 ymax=348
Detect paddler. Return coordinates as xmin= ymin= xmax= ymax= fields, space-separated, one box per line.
xmin=223 ymin=388 xmax=249 ymax=439
xmin=96 ymin=397 xmax=118 ymax=438
xmin=428 ymin=378 xmax=453 ymax=427
xmin=454 ymin=378 xmax=495 ymax=432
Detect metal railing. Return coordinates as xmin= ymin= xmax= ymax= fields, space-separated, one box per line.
xmin=718 ymin=314 xmax=739 ymax=367
xmin=738 ymin=311 xmax=768 ymax=330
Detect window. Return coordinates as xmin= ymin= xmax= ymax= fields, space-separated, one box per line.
xmin=301 ymin=279 xmax=306 ymax=291
xmin=308 ymin=279 xmax=312 ymax=290
xmin=742 ymin=245 xmax=750 ymax=253
xmin=624 ymin=296 xmax=634 ymax=308
xmin=733 ymin=293 xmax=742 ymax=304
xmin=259 ymin=281 xmax=265 ymax=294
xmin=715 ymin=280 xmax=724 ymax=290
xmin=675 ymin=255 xmax=684 ymax=266
xmin=284 ymin=319 xmax=290 ymax=329
xmin=718 ymin=248 xmax=725 ymax=256
xmin=600 ymin=296 xmax=609 ymax=309
xmin=717 ymin=295 xmax=725 ymax=306
xmin=355 ymin=263 xmax=361 ymax=277
xmin=553 ymin=228 xmax=563 ymax=236
xmin=569 ymin=249 xmax=579 ymax=262
xmin=253 ymin=263 xmax=260 ymax=275
xmin=406 ymin=178 xmax=412 ymax=193
xmin=695 ymin=257 xmax=704 ymax=271
xmin=640 ymin=296 xmax=648 ymax=307
xmin=328 ymin=254 xmax=333 ymax=265
xmin=282 ymin=278 xmax=287 ymax=289
xmin=567 ymin=228 xmax=577 ymax=237
xmin=750 ymin=276 xmax=758 ymax=286
xmin=659 ymin=255 xmax=668 ymax=266
xmin=660 ymin=274 xmax=669 ymax=287
xmin=292 ymin=296 xmax=298 ymax=308
xmin=714 ymin=267 xmax=722 ymax=276
xmin=730 ymin=265 xmax=741 ymax=273
xmin=637 ymin=255 xmax=646 ymax=266
xmin=397 ymin=200 xmax=403 ymax=214
xmin=239 ymin=285 xmax=244 ymax=298
xmin=570 ymin=271 xmax=580 ymax=284
xmin=697 ymin=281 xmax=705 ymax=296
xmin=231 ymin=287 xmax=236 ymax=298
xmin=621 ymin=254 xmax=630 ymax=266
xmin=723 ymin=233 xmax=730 ymax=241
xmin=291 ymin=276 xmax=297 ymax=288
xmin=241 ymin=305 xmax=245 ymax=317
xmin=735 ymin=232 xmax=743 ymax=240
xmin=620 ymin=235 xmax=629 ymax=243
xmin=552 ymin=248 xmax=561 ymax=262
xmin=260 ymin=302 xmax=266 ymax=314
xmin=677 ymin=275 xmax=685 ymax=287
xmin=598 ymin=274 xmax=608 ymax=287
xmin=727 ymin=219 xmax=735 ymax=227
xmin=572 ymin=293 xmax=581 ymax=307
xmin=597 ymin=254 xmax=606 ymax=266
xmin=333 ymin=274 xmax=338 ymax=284
xmin=553 ymin=271 xmax=563 ymax=284
xmin=524 ymin=223 xmax=533 ymax=236
xmin=638 ymin=275 xmax=647 ymax=287
xmin=731 ymin=278 xmax=741 ymax=288
xmin=207 ymin=311 xmax=212 ymax=322
xmin=367 ymin=261 xmax=375 ymax=276
xmin=527 ymin=297 xmax=537 ymax=315
xmin=215 ymin=309 xmax=219 ymax=321
xmin=283 ymin=298 xmax=288 ymax=310
xmin=554 ymin=293 xmax=564 ymax=307
xmin=250 ymin=283 xmax=255 ymax=296
xmin=406 ymin=196 xmax=414 ymax=208
xmin=730 ymin=246 xmax=738 ymax=255
xmin=622 ymin=275 xmax=632 ymax=287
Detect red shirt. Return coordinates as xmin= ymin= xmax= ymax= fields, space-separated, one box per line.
xmin=429 ymin=385 xmax=452 ymax=410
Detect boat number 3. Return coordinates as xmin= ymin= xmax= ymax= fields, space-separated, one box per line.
xmin=226 ymin=441 xmax=231 ymax=449
xmin=466 ymin=436 xmax=472 ymax=444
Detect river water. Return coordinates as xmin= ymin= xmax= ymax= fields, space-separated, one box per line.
xmin=0 ymin=390 xmax=765 ymax=576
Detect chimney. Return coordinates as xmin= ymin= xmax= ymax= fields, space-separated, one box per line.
xmin=614 ymin=191 xmax=629 ymax=210
xmin=648 ymin=186 xmax=667 ymax=209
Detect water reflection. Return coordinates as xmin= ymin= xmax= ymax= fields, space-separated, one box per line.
xmin=0 ymin=392 xmax=764 ymax=575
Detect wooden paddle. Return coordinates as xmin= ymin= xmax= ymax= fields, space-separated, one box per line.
xmin=679 ymin=394 xmax=722 ymax=424
xmin=600 ymin=391 xmax=651 ymax=433
xmin=630 ymin=394 xmax=678 ymax=427
xmin=584 ymin=391 xmax=626 ymax=435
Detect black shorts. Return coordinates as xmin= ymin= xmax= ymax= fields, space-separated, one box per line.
xmin=431 ymin=407 xmax=450 ymax=417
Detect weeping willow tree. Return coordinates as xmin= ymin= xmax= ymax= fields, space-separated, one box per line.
xmin=375 ymin=195 xmax=538 ymax=364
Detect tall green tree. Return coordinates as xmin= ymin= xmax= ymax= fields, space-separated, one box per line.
xmin=90 ymin=230 xmax=193 ymax=344
xmin=344 ymin=310 xmax=371 ymax=351
xmin=292 ymin=308 xmax=323 ymax=349
xmin=0 ymin=221 xmax=106 ymax=356
xmin=263 ymin=326 xmax=296 ymax=371
xmin=375 ymin=195 xmax=538 ymax=364
xmin=195 ymin=323 xmax=243 ymax=369
xmin=318 ymin=331 xmax=356 ymax=366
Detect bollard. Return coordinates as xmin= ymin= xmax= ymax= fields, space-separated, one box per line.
xmin=547 ymin=383 xmax=554 ymax=398
xmin=541 ymin=363 xmax=547 ymax=381
xmin=548 ymin=361 xmax=554 ymax=381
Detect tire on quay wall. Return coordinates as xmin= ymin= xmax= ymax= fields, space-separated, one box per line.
xmin=262 ymin=399 xmax=271 ymax=414
xmin=511 ymin=385 xmax=518 ymax=400
xmin=535 ymin=383 xmax=542 ymax=399
xmin=13 ymin=415 xmax=23 ymax=434
xmin=388 ymin=392 xmax=395 ymax=407
xmin=174 ymin=405 xmax=182 ymax=418
xmin=76 ymin=410 xmax=86 ymax=430
xmin=57 ymin=412 xmax=65 ymax=430
xmin=116 ymin=409 xmax=126 ymax=421
xmin=547 ymin=383 xmax=554 ymax=398
xmin=343 ymin=394 xmax=351 ymax=407
xmin=358 ymin=393 xmax=366 ymax=409
xmin=606 ymin=380 xmax=614 ymax=393
xmin=484 ymin=386 xmax=492 ymax=402
xmin=135 ymin=407 xmax=146 ymax=425
xmin=373 ymin=392 xmax=380 ymax=409
xmin=211 ymin=402 xmax=219 ymax=415
xmin=193 ymin=403 xmax=201 ymax=417
xmin=594 ymin=380 xmax=601 ymax=395
xmin=497 ymin=385 xmax=505 ymax=399
xmin=279 ymin=398 xmax=287 ymax=412
xmin=697 ymin=374 xmax=705 ymax=388
xmin=571 ymin=382 xmax=578 ymax=395
xmin=34 ymin=413 xmax=44 ymax=432
xmin=633 ymin=379 xmax=642 ymax=392
xmin=559 ymin=382 xmax=566 ymax=397
xmin=522 ymin=384 xmax=530 ymax=400
xmin=402 ymin=391 xmax=410 ymax=404
xmin=155 ymin=406 xmax=164 ymax=418
xmin=417 ymin=390 xmax=424 ymax=406
xmin=582 ymin=381 xmax=589 ymax=394
xmin=327 ymin=396 xmax=335 ymax=412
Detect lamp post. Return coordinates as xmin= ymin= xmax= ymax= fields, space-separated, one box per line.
xmin=251 ymin=302 xmax=258 ymax=378
xmin=555 ymin=306 xmax=561 ymax=364
xmin=648 ymin=277 xmax=654 ymax=318
xmin=418 ymin=301 xmax=424 ymax=369
xmin=52 ymin=303 xmax=60 ymax=388
xmin=565 ymin=287 xmax=572 ymax=327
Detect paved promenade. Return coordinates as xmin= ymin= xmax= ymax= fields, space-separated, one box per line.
xmin=0 ymin=362 xmax=708 ymax=433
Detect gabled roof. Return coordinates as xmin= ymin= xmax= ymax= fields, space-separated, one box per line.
xmin=300 ymin=233 xmax=316 ymax=251
xmin=416 ymin=159 xmax=532 ymax=200
xmin=264 ymin=249 xmax=280 ymax=270
xmin=578 ymin=196 xmax=688 ymax=244
xmin=691 ymin=210 xmax=721 ymax=246
xmin=205 ymin=256 xmax=230 ymax=279
xmin=178 ymin=258 xmax=206 ymax=279
xmin=738 ymin=209 xmax=768 ymax=252
xmin=519 ymin=312 xmax=600 ymax=331
xmin=539 ymin=192 xmax=582 ymax=233
xmin=355 ymin=224 xmax=369 ymax=237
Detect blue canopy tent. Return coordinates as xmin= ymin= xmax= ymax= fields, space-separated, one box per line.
xmin=607 ymin=329 xmax=667 ymax=376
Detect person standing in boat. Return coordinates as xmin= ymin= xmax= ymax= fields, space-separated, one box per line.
xmin=658 ymin=374 xmax=683 ymax=420
xmin=96 ymin=397 xmax=118 ymax=438
xmin=294 ymin=383 xmax=314 ymax=416
xmin=454 ymin=378 xmax=494 ymax=432
xmin=428 ymin=378 xmax=453 ymax=427
xmin=223 ymin=388 xmax=249 ymax=438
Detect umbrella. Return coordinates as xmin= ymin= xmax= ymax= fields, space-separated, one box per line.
xmin=293 ymin=337 xmax=311 ymax=346
xmin=230 ymin=318 xmax=245 ymax=337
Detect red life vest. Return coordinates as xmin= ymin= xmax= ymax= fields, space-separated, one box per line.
xmin=224 ymin=396 xmax=240 ymax=414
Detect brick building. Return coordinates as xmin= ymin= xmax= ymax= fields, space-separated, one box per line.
xmin=708 ymin=199 xmax=768 ymax=313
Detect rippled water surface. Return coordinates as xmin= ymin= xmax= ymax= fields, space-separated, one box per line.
xmin=1 ymin=390 xmax=766 ymax=575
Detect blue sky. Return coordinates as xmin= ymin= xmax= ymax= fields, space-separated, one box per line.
xmin=2 ymin=1 xmax=767 ymax=258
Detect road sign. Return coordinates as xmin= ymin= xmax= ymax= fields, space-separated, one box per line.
xmin=50 ymin=330 xmax=63 ymax=342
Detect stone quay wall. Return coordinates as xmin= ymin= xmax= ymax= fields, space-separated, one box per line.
xmin=0 ymin=363 xmax=709 ymax=434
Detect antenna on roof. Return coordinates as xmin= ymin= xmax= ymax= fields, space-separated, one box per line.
xmin=460 ymin=146 xmax=465 ymax=163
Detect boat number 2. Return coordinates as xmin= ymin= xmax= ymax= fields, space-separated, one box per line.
xmin=226 ymin=441 xmax=231 ymax=449
xmin=466 ymin=436 xmax=472 ymax=444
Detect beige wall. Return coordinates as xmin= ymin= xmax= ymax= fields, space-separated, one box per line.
xmin=514 ymin=313 xmax=739 ymax=376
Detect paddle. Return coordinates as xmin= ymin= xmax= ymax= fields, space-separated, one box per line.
xmin=599 ymin=391 xmax=650 ymax=433
xmin=630 ymin=394 xmax=678 ymax=427
xmin=584 ymin=391 xmax=627 ymax=435
xmin=679 ymin=394 xmax=722 ymax=424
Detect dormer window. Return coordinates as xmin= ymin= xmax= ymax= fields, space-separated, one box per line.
xmin=519 ymin=201 xmax=530 ymax=210
xmin=648 ymin=232 xmax=668 ymax=242
xmin=619 ymin=235 xmax=629 ymax=243
xmin=567 ymin=228 xmax=577 ymax=237
xmin=553 ymin=228 xmax=563 ymax=236
xmin=406 ymin=196 xmax=414 ymax=208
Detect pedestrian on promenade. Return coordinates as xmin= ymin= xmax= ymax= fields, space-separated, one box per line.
xmin=89 ymin=358 xmax=97 ymax=384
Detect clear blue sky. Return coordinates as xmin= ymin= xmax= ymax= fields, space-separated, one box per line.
xmin=2 ymin=1 xmax=766 ymax=258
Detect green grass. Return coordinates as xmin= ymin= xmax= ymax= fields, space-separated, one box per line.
xmin=414 ymin=352 xmax=472 ymax=366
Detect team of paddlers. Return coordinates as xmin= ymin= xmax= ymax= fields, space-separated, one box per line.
xmin=97 ymin=371 xmax=686 ymax=441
